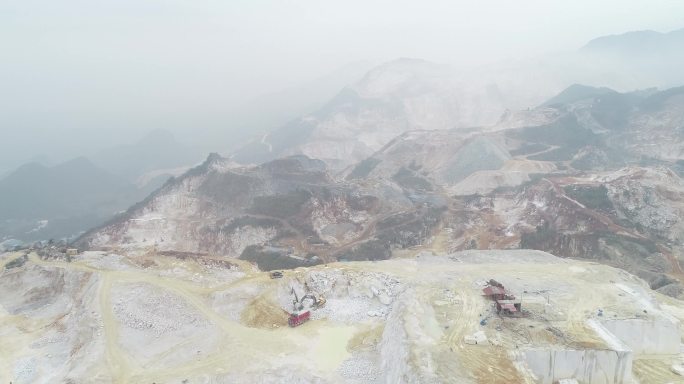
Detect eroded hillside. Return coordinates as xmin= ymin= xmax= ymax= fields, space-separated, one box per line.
xmin=76 ymin=85 xmax=684 ymax=300
xmin=76 ymin=154 xmax=445 ymax=270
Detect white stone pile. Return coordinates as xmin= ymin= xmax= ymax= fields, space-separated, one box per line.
xmin=338 ymin=356 xmax=379 ymax=382
xmin=13 ymin=357 xmax=37 ymax=383
xmin=276 ymin=269 xmax=404 ymax=323
xmin=113 ymin=284 xmax=207 ymax=338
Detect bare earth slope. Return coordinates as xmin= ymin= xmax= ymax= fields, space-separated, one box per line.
xmin=75 ymin=153 xmax=445 ymax=269
xmin=78 ymin=85 xmax=684 ymax=300
xmin=342 ymin=85 xmax=684 ymax=298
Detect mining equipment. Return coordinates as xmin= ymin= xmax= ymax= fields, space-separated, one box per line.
xmin=287 ymin=287 xmax=326 ymax=327
xmin=270 ymin=271 xmax=284 ymax=279
xmin=301 ymin=293 xmax=326 ymax=309
xmin=288 ymin=287 xmax=310 ymax=327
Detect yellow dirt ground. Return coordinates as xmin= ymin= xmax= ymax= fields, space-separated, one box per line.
xmin=634 ymin=358 xmax=684 ymax=384
xmin=241 ymin=292 xmax=289 ymax=328
xmin=347 ymin=323 xmax=384 ymax=352
xmin=3 ymin=249 xmax=684 ymax=383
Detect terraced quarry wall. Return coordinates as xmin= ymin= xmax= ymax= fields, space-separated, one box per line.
xmin=600 ymin=318 xmax=681 ymax=355
xmin=523 ymin=349 xmax=633 ymax=384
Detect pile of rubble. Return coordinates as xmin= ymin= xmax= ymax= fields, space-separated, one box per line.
xmin=338 ymin=356 xmax=379 ymax=382
xmin=275 ymin=269 xmax=405 ymax=323
xmin=113 ymin=283 xmax=208 ymax=337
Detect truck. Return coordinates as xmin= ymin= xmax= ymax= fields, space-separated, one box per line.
xmin=269 ymin=271 xmax=284 ymax=279
xmin=288 ymin=310 xmax=310 ymax=327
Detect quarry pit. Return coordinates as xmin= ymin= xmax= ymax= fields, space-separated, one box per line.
xmin=1 ymin=249 xmax=683 ymax=383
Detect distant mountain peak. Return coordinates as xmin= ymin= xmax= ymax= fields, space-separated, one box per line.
xmin=11 ymin=161 xmax=48 ymax=174
xmin=91 ymin=128 xmax=202 ymax=181
xmin=581 ymin=27 xmax=684 ymax=55
xmin=57 ymin=156 xmax=97 ymax=168
xmin=542 ymin=84 xmax=618 ymax=106
xmin=232 ymin=57 xmax=511 ymax=169
xmin=353 ymin=58 xmax=448 ymax=98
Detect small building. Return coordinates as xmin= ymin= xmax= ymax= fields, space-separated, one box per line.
xmin=496 ymin=299 xmax=522 ymax=316
xmin=483 ymin=279 xmax=523 ymax=316
xmin=483 ymin=285 xmax=507 ymax=301
xmin=66 ymin=248 xmax=78 ymax=256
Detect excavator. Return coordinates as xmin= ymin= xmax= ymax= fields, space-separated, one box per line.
xmin=287 ymin=287 xmax=326 ymax=327
xmin=301 ymin=293 xmax=326 ymax=309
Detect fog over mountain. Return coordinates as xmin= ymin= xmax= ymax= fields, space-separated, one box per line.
xmin=0 ymin=157 xmax=146 ymax=242
xmin=2 ymin=22 xmax=684 ymax=244
xmin=2 ymin=0 xmax=684 ymax=173
xmin=4 ymin=2 xmax=684 ymax=383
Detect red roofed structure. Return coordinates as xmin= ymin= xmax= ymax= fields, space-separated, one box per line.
xmin=496 ymin=300 xmax=521 ymax=315
xmin=482 ymin=280 xmax=523 ymax=317
xmin=482 ymin=285 xmax=507 ymax=299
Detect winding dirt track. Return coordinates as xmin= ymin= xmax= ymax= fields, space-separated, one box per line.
xmin=25 ymin=254 xmax=302 ymax=383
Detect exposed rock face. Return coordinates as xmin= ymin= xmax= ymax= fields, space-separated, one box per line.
xmin=600 ymin=318 xmax=680 ymax=355
xmin=441 ymin=167 xmax=683 ymax=294
xmin=602 ymin=168 xmax=684 ymax=241
xmin=343 ymin=86 xmax=683 ymax=193
xmin=232 ymin=59 xmax=518 ymax=170
xmin=80 ymin=84 xmax=684 ymax=300
xmin=76 ymin=154 xmax=443 ymax=267
xmin=0 ymin=261 xmax=104 ymax=382
xmin=336 ymin=84 xmax=684 ymax=298
xmin=523 ymin=348 xmax=633 ymax=384
xmin=343 ymin=129 xmax=549 ymax=196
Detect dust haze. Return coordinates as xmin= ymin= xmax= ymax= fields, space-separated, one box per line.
xmin=2 ymin=0 xmax=683 ymax=172
xmin=4 ymin=2 xmax=684 ymax=383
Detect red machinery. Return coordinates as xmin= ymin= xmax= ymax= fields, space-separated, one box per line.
xmin=288 ymin=310 xmax=310 ymax=327
xmin=287 ymin=287 xmax=312 ymax=327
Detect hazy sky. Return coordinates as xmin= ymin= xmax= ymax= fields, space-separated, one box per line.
xmin=1 ymin=0 xmax=683 ymax=171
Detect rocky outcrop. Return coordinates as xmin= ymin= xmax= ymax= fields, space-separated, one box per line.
xmin=76 ymin=154 xmax=440 ymax=266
